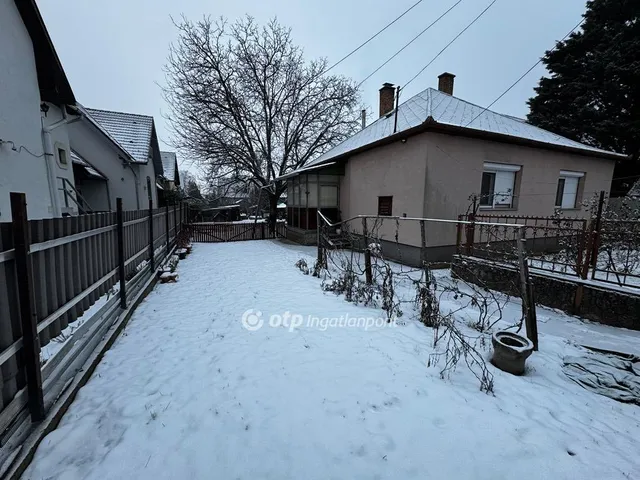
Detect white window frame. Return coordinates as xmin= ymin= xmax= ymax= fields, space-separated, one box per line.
xmin=479 ymin=163 xmax=520 ymax=209
xmin=555 ymin=170 xmax=584 ymax=209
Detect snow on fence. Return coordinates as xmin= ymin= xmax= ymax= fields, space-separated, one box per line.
xmin=0 ymin=193 xmax=188 ymax=450
xmin=187 ymin=221 xmax=287 ymax=242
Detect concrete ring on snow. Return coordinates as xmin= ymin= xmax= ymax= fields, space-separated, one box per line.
xmin=491 ymin=331 xmax=534 ymax=375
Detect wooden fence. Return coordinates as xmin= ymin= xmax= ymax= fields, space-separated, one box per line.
xmin=0 ymin=193 xmax=187 ymax=449
xmin=188 ymin=221 xmax=287 ymax=243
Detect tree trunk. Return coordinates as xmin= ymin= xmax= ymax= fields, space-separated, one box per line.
xmin=268 ymin=193 xmax=278 ymax=234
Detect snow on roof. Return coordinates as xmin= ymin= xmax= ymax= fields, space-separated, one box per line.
xmin=84 ymin=108 xmax=154 ymax=163
xmin=161 ymin=151 xmax=177 ymax=180
xmin=301 ymin=87 xmax=625 ymax=172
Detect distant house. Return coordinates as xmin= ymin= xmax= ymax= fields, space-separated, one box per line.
xmin=75 ymin=108 xmax=164 ymax=210
xmin=0 ymin=0 xmax=78 ymax=220
xmin=281 ymin=73 xmax=627 ymax=262
xmin=158 ymin=151 xmax=181 ymax=205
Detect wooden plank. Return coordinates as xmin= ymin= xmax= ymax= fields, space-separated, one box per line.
xmin=0 ymin=224 xmax=20 ymax=410
xmin=55 ymin=218 xmax=69 ymax=331
xmin=31 ymin=220 xmax=49 ymax=346
xmin=43 ymin=219 xmax=60 ymax=339
xmin=10 ymin=192 xmax=44 ymax=422
xmin=70 ymin=217 xmax=83 ymax=319
xmin=117 ymin=200 xmax=126 ymax=309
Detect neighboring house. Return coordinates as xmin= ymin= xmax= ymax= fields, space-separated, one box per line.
xmin=160 ymin=151 xmax=180 ymax=190
xmin=82 ymin=108 xmax=164 ymax=209
xmin=0 ymin=0 xmax=80 ymax=220
xmin=65 ymin=105 xmax=146 ymax=212
xmin=281 ymin=73 xmax=627 ymax=262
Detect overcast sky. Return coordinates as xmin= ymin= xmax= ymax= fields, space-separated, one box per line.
xmin=39 ymin=0 xmax=589 ymax=175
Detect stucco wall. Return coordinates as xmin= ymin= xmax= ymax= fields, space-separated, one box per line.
xmin=67 ymin=120 xmax=140 ymax=211
xmin=0 ymin=0 xmax=52 ymax=220
xmin=44 ymin=103 xmax=76 ymax=215
xmin=341 ymin=135 xmax=428 ymax=246
xmin=135 ymin=160 xmax=159 ymax=208
xmin=339 ymin=131 xmax=615 ymax=249
xmin=423 ymin=132 xmax=616 ymax=247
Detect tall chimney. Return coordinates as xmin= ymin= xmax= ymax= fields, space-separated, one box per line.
xmin=379 ymin=83 xmax=395 ymax=117
xmin=438 ymin=72 xmax=455 ymax=95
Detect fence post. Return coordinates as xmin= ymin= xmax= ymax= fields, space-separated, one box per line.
xmin=589 ymin=190 xmax=606 ymax=269
xmin=10 ymin=192 xmax=45 ymax=421
xmin=456 ymin=215 xmax=463 ymax=254
xmin=116 ymin=198 xmax=127 ymax=309
xmin=148 ymin=198 xmax=155 ymax=272
xmin=420 ymin=219 xmax=427 ymax=267
xmin=465 ymin=212 xmax=476 ymax=256
xmin=173 ymin=203 xmax=177 ymax=244
xmin=165 ymin=204 xmax=170 ymax=257
xmin=362 ymin=217 xmax=372 ymax=285
xmin=316 ymin=211 xmax=324 ymax=268
xmin=261 ymin=223 xmax=265 ymax=240
xmin=516 ymin=228 xmax=538 ymax=351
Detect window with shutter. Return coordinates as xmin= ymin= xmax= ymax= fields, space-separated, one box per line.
xmin=555 ymin=171 xmax=584 ymax=209
xmin=378 ymin=196 xmax=392 ymax=216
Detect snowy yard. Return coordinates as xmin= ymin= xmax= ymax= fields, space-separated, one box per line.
xmin=24 ymin=241 xmax=640 ymax=479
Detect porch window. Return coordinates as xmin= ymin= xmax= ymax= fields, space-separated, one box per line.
xmin=378 ymin=196 xmax=393 ymax=216
xmin=479 ymin=163 xmax=520 ymax=208
xmin=320 ymin=186 xmax=338 ymax=207
xmin=555 ymin=171 xmax=584 ymax=209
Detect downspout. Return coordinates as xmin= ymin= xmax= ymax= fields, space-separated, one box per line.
xmin=41 ymin=106 xmax=81 ymax=216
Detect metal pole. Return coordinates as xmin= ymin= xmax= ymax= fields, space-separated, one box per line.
xmin=516 ymin=228 xmax=538 ymax=350
xmin=116 ymin=198 xmax=127 ymax=309
xmin=148 ymin=197 xmax=154 ymax=271
xmin=10 ymin=192 xmax=45 ymax=421
xmin=589 ymin=190 xmax=606 ymax=268
xmin=362 ymin=217 xmax=372 ymax=284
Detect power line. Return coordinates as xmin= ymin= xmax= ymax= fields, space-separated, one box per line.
xmin=463 ymin=18 xmax=585 ymax=128
xmin=324 ymin=0 xmax=426 ymax=74
xmin=402 ymin=0 xmax=499 ymax=91
xmin=357 ymin=0 xmax=464 ymax=87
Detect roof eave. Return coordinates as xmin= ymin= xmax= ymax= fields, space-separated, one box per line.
xmin=427 ymin=121 xmax=628 ymax=161
xmin=15 ymin=0 xmax=75 ymax=106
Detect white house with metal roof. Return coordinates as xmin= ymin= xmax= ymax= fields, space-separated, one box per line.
xmin=282 ymin=73 xmax=628 ymax=263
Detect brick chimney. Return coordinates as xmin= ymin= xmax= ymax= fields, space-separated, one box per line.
xmin=437 ymin=72 xmax=455 ymax=95
xmin=379 ymin=83 xmax=395 ymax=117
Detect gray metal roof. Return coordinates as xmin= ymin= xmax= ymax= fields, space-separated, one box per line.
xmin=84 ymin=108 xmax=154 ymax=164
xmin=301 ymin=87 xmax=626 ymax=172
xmin=160 ymin=151 xmax=177 ymax=181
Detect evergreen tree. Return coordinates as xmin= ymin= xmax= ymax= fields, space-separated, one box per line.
xmin=527 ymin=0 xmax=640 ymax=195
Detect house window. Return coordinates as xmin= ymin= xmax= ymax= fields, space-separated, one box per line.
xmin=58 ymin=148 xmax=68 ymax=166
xmin=320 ymin=185 xmax=338 ymax=207
xmin=479 ymin=163 xmax=520 ymax=208
xmin=555 ymin=171 xmax=584 ymax=209
xmin=378 ymin=196 xmax=393 ymax=216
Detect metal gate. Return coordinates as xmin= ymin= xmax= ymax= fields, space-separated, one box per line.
xmin=187 ymin=221 xmax=287 ymax=243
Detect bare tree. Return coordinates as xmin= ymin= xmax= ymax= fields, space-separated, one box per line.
xmin=163 ymin=16 xmax=362 ymax=228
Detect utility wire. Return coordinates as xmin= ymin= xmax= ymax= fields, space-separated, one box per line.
xmin=464 ymin=18 xmax=585 ymax=128
xmin=402 ymin=0 xmax=499 ymax=91
xmin=357 ymin=0 xmax=464 ymax=87
xmin=324 ymin=0 xmax=426 ymax=74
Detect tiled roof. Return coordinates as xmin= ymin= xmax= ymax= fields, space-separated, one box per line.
xmin=84 ymin=108 xmax=154 ymax=164
xmin=161 ymin=151 xmax=177 ymax=181
xmin=299 ymin=87 xmax=625 ymax=173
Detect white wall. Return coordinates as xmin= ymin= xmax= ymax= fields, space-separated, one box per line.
xmin=43 ymin=102 xmax=76 ymax=215
xmin=135 ymin=161 xmax=159 ymax=208
xmin=67 ymin=119 xmax=140 ymax=211
xmin=0 ymin=0 xmax=52 ymax=220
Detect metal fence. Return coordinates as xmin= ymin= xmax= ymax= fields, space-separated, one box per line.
xmin=0 ymin=193 xmax=187 ymax=448
xmin=458 ymin=213 xmax=640 ymax=290
xmin=187 ymin=221 xmax=287 ymax=243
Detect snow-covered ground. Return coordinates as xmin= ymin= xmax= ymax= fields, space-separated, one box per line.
xmin=23 ymin=241 xmax=640 ymax=479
